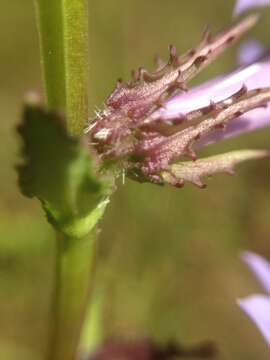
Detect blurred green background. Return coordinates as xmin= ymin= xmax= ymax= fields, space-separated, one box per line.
xmin=1 ymin=1 xmax=270 ymax=359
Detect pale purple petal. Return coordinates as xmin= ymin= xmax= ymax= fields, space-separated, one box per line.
xmin=151 ymin=53 xmax=270 ymax=147
xmin=234 ymin=0 xmax=270 ymax=16
xmin=238 ymin=40 xmax=264 ymax=66
xmin=196 ymin=109 xmax=270 ymax=148
xmin=238 ymin=294 xmax=270 ymax=345
xmin=242 ymin=251 xmax=270 ymax=294
xmin=155 ymin=54 xmax=270 ymax=120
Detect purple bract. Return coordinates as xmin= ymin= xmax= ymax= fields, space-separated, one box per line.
xmin=87 ymin=7 xmax=270 ymax=188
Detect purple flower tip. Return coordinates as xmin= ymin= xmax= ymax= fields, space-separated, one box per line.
xmin=238 ymin=40 xmax=264 ymax=66
xmin=238 ymin=295 xmax=270 ymax=345
xmin=234 ymin=0 xmax=270 ymax=16
xmin=239 ymin=251 xmax=270 ymax=346
xmin=241 ymin=251 xmax=270 ymax=293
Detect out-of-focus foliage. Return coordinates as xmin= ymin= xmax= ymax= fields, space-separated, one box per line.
xmin=1 ymin=1 xmax=270 ymax=359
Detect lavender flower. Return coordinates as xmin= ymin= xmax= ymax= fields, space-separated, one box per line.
xmin=87 ymin=10 xmax=270 ymax=188
xmin=238 ymin=252 xmax=270 ymax=345
xmin=237 ymin=40 xmax=264 ymax=65
xmin=234 ymin=0 xmax=270 ymax=16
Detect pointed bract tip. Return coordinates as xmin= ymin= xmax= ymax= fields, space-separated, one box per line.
xmin=161 ymin=149 xmax=270 ymax=189
xmin=237 ymin=13 xmax=260 ymax=27
xmin=169 ymin=44 xmax=177 ymax=57
xmin=116 ymin=78 xmax=124 ymax=89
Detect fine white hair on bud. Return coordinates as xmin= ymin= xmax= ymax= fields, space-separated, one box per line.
xmin=94 ymin=128 xmax=112 ymax=141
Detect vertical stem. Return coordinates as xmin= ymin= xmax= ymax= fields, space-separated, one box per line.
xmin=34 ymin=1 xmax=95 ymax=359
xmin=34 ymin=0 xmax=89 ymax=136
xmin=79 ymin=284 xmax=104 ymax=355
xmin=34 ymin=0 xmax=66 ymax=110
xmin=49 ymin=233 xmax=96 ymax=360
xmin=62 ymin=0 xmax=89 ymax=136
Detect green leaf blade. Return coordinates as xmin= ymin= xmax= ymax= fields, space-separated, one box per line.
xmin=17 ymin=102 xmax=113 ymax=238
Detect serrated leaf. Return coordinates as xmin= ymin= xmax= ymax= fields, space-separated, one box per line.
xmin=17 ymin=102 xmax=113 ymax=237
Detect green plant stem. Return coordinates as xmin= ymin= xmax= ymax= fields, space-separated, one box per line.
xmin=34 ymin=0 xmax=89 ymax=136
xmin=34 ymin=1 xmax=98 ymax=359
xmin=49 ymin=232 xmax=96 ymax=360
xmin=79 ymin=284 xmax=104 ymax=355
